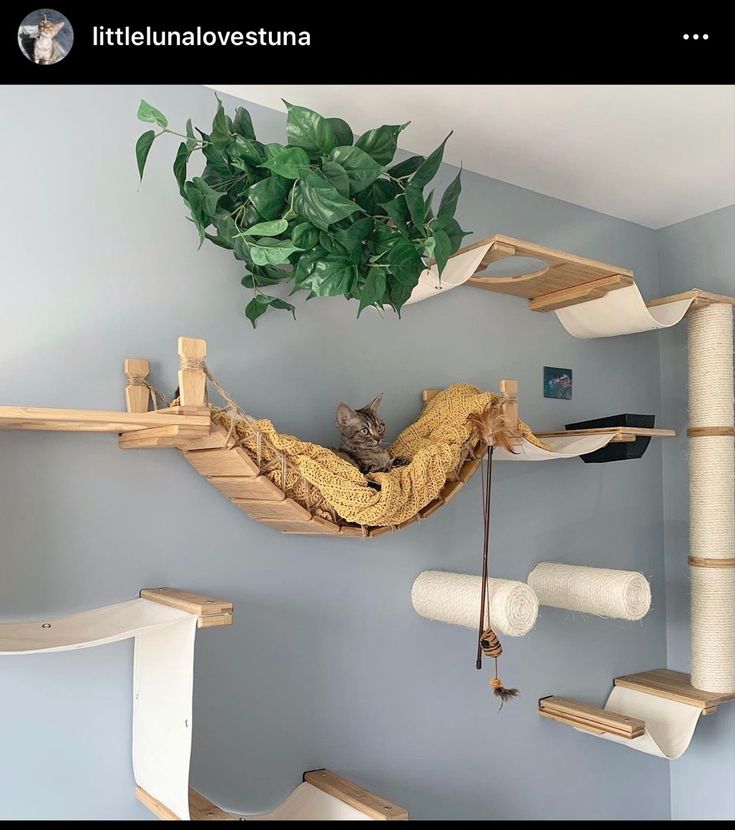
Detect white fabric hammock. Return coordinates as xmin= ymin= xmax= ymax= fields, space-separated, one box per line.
xmin=494 ymin=432 xmax=617 ymax=461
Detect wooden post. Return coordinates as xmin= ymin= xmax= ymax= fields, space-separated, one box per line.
xmin=178 ymin=337 xmax=207 ymax=407
xmin=499 ymin=379 xmax=521 ymax=444
xmin=124 ymin=358 xmax=151 ymax=414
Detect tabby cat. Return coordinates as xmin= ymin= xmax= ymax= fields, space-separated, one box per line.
xmin=34 ymin=17 xmax=65 ymax=65
xmin=335 ymin=394 xmax=410 ymax=474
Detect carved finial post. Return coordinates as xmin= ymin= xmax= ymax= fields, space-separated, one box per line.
xmin=177 ymin=337 xmax=207 ymax=407
xmin=124 ymin=359 xmax=151 ymax=413
xmin=499 ymin=379 xmax=521 ymax=445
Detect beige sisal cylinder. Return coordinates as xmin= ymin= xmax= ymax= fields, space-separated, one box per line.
xmin=411 ymin=571 xmax=538 ymax=637
xmin=528 ymin=562 xmax=651 ymax=620
xmin=688 ymin=303 xmax=735 ymax=692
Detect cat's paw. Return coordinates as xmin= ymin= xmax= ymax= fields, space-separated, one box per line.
xmin=392 ymin=456 xmax=410 ymax=468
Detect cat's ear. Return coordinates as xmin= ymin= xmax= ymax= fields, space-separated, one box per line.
xmin=366 ymin=393 xmax=384 ymax=413
xmin=52 ymin=21 xmax=65 ymax=34
xmin=336 ymin=402 xmax=358 ymax=427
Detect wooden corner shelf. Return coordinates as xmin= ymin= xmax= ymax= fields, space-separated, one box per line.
xmin=0 ymin=406 xmax=211 ymax=435
xmin=614 ymin=669 xmax=735 ymax=716
xmin=140 ymin=588 xmax=233 ymax=629
xmin=646 ymin=289 xmax=735 ymax=310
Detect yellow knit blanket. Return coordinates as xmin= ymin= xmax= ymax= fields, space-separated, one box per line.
xmin=215 ymin=383 xmax=548 ymax=527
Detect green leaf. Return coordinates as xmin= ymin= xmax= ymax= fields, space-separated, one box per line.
xmin=269 ymin=297 xmax=297 ymax=318
xmin=190 ymin=177 xmax=224 ymax=219
xmin=185 ymin=119 xmax=196 ymax=151
xmin=327 ymin=117 xmax=353 ymax=146
xmin=319 ymin=231 xmax=348 ymax=257
xmin=404 ymin=184 xmax=426 ymax=228
xmin=173 ymin=142 xmax=189 ymax=195
xmin=294 ymin=253 xmax=355 ymax=296
xmin=355 ymin=123 xmax=408 ymax=165
xmin=231 ymin=136 xmax=265 ymax=166
xmin=233 ymin=106 xmax=256 ymax=140
xmin=432 ymin=228 xmax=452 ymax=275
xmin=387 ymin=155 xmax=424 ymax=179
xmin=380 ymin=195 xmax=411 ymax=237
xmin=245 ymin=295 xmax=271 ymax=328
xmin=330 ymin=146 xmax=384 ymax=194
xmin=434 ymin=215 xmax=472 ymax=250
xmin=259 ymin=146 xmax=310 ymax=180
xmin=358 ymin=268 xmax=386 ymax=315
xmin=354 ymin=178 xmax=399 ymax=215
xmin=388 ymin=241 xmax=424 ymax=285
xmin=242 ymin=265 xmax=289 ymax=288
xmin=247 ymin=176 xmax=292 ymax=220
xmin=183 ymin=183 xmax=206 ymax=246
xmin=214 ymin=211 xmax=250 ymax=261
xmin=333 ymin=217 xmax=373 ymax=263
xmin=388 ymin=279 xmax=414 ymax=315
xmin=410 ymin=133 xmax=452 ymax=189
xmin=249 ymin=237 xmax=302 ymax=266
xmin=438 ymin=168 xmax=462 ymax=220
xmin=284 ymin=100 xmax=337 ymax=156
xmin=137 ymin=100 xmax=168 ymax=129
xmin=201 ymin=140 xmax=231 ymax=177
xmin=294 ymin=171 xmax=362 ymax=231
xmin=204 ymin=231 xmax=233 ymax=249
xmin=291 ymin=222 xmax=319 ymax=250
xmin=135 ymin=130 xmax=155 ymax=182
xmin=210 ymin=100 xmax=233 ymax=148
xmin=264 ymin=142 xmax=286 ymax=159
xmin=320 ymin=161 xmax=350 ymax=198
xmin=241 ymin=219 xmax=289 ymax=237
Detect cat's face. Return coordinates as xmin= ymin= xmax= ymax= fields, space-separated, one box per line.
xmin=38 ymin=18 xmax=64 ymax=38
xmin=336 ymin=394 xmax=385 ymax=447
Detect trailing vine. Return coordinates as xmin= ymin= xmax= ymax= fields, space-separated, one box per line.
xmin=136 ymin=97 xmax=470 ymax=326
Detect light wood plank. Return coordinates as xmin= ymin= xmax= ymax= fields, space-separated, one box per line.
xmin=340 ymin=524 xmax=369 ymax=537
xmin=184 ymin=447 xmax=259 ymax=477
xmin=140 ymin=588 xmax=233 ymax=628
xmin=539 ymin=696 xmax=645 ymax=738
xmin=304 ymin=769 xmax=408 ymax=821
xmin=614 ymin=669 xmax=735 ymax=712
xmin=136 ymin=786 xmax=180 ymax=820
xmin=188 ymin=789 xmax=237 ymax=821
xmin=234 ymin=497 xmax=311 ymax=521
xmin=687 ymin=426 xmax=735 ymax=438
xmin=0 ymin=406 xmax=210 ymax=433
xmin=119 ymin=424 xmax=209 ymax=449
xmin=646 ymin=288 xmax=735 ymax=309
xmin=419 ymin=498 xmax=444 ymax=519
xmin=440 ymin=478 xmax=464 ymax=504
xmin=528 ymin=274 xmax=634 ymax=312
xmin=536 ymin=427 xmax=675 ymax=439
xmin=208 ymin=475 xmax=286 ymax=501
xmin=281 ymin=515 xmax=342 ymax=535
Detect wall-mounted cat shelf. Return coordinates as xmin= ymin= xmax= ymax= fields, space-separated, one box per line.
xmin=539 ymin=670 xmax=735 ymax=759
xmin=0 ymin=338 xmax=674 ymax=538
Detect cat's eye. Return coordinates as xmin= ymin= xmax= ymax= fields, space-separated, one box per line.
xmin=360 ymin=428 xmax=369 ymax=435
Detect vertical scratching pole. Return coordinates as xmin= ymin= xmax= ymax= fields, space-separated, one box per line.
xmin=688 ymin=303 xmax=735 ymax=693
xmin=499 ymin=379 xmax=521 ymax=447
xmin=178 ymin=337 xmax=207 ymax=408
xmin=124 ymin=359 xmax=151 ymax=414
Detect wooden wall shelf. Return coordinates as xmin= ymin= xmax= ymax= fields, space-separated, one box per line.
xmin=0 ymin=405 xmax=210 ymax=435
xmin=536 ymin=426 xmax=675 ymax=444
xmin=614 ymin=669 xmax=735 ymax=716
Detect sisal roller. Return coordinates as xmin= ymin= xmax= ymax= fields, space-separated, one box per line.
xmin=528 ymin=562 xmax=651 ymax=621
xmin=411 ymin=571 xmax=538 ymax=637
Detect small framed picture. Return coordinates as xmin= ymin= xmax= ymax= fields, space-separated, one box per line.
xmin=544 ymin=366 xmax=573 ymax=400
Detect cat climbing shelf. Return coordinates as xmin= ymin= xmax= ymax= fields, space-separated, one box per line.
xmin=0 ymin=338 xmax=674 ymax=538
xmin=1 ymin=588 xmax=406 ymax=820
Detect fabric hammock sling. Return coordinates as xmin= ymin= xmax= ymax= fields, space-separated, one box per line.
xmin=210 ymin=382 xmax=549 ymax=528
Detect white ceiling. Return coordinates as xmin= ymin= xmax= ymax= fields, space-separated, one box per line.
xmin=208 ymin=85 xmax=735 ymax=229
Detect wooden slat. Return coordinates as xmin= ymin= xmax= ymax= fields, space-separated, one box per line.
xmin=0 ymin=406 xmax=210 ymax=433
xmin=119 ymin=424 xmax=209 ymax=449
xmin=282 ymin=515 xmax=342 ymax=535
xmin=234 ymin=497 xmax=311 ymax=521
xmin=646 ymin=288 xmax=735 ymax=309
xmin=368 ymin=525 xmax=397 ymax=537
xmin=304 ymin=769 xmax=408 ymax=821
xmin=184 ymin=447 xmax=260 ymax=477
xmin=177 ymin=423 xmax=231 ymax=451
xmin=458 ymin=456 xmax=483 ymax=483
xmin=208 ymin=475 xmax=286 ymax=501
xmin=419 ymin=498 xmax=444 ymax=519
xmin=422 ymin=389 xmax=440 ymax=403
xmin=340 ymin=524 xmax=369 ymax=537
xmin=614 ymin=669 xmax=735 ymax=712
xmin=536 ymin=427 xmax=676 ymax=439
xmin=687 ymin=426 xmax=735 ymax=438
xmin=539 ymin=708 xmax=605 ymax=736
xmin=140 ymin=588 xmax=233 ymax=628
xmin=188 ymin=789 xmax=237 ymax=821
xmin=440 ymin=478 xmax=464 ymax=504
xmin=539 ymin=696 xmax=645 ymax=739
xmin=466 ymin=235 xmax=634 ymax=299
xmin=528 ymin=274 xmax=634 ymax=312
xmin=136 ymin=786 xmax=181 ymax=820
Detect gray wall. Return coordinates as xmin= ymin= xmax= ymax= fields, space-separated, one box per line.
xmin=0 ymin=85 xmax=672 ymax=820
xmin=658 ymin=206 xmax=735 ymax=820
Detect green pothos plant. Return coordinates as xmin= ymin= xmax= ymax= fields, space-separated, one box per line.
xmin=135 ymin=97 xmax=470 ymax=326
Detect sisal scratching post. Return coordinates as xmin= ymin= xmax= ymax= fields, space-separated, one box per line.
xmin=688 ymin=303 xmax=735 ymax=693
xmin=411 ymin=571 xmax=538 ymax=637
xmin=528 ymin=562 xmax=651 ymax=620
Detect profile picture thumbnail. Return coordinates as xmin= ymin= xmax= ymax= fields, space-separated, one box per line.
xmin=18 ymin=9 xmax=73 ymax=65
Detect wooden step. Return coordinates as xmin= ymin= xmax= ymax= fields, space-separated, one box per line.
xmin=539 ymin=696 xmax=645 ymax=739
xmin=614 ymin=669 xmax=735 ymax=715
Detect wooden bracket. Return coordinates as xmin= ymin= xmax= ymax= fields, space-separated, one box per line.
xmin=303 ymin=769 xmax=408 ymax=821
xmin=124 ymin=358 xmax=151 ymax=414
xmin=528 ymin=274 xmax=634 ymax=313
xmin=140 ymin=588 xmax=233 ymax=629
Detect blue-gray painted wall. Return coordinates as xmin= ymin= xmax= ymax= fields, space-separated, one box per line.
xmin=1 ymin=83 xmax=723 ymax=820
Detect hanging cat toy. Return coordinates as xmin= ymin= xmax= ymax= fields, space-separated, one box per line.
xmin=467 ymin=391 xmax=522 ymax=709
